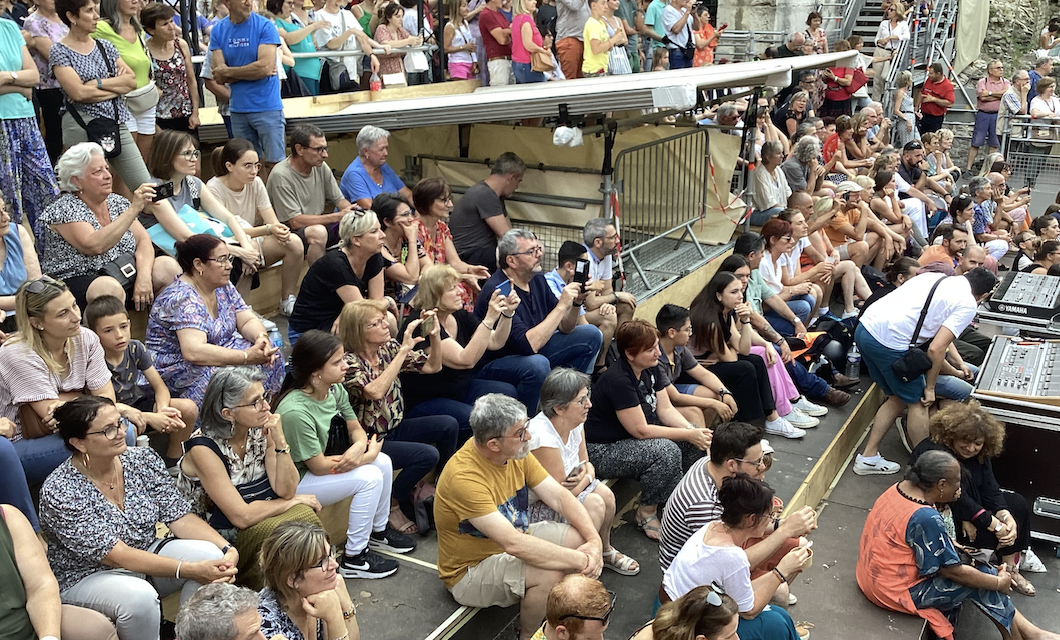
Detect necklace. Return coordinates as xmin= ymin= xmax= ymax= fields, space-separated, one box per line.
xmin=83 ymin=457 xmax=119 ymax=490
xmin=896 ymin=483 xmax=933 ymax=506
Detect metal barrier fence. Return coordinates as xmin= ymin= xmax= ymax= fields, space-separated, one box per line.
xmin=999 ymin=119 xmax=1060 ymax=212
xmin=612 ymin=129 xmax=719 ymax=298
xmin=714 ymin=31 xmax=787 ymax=61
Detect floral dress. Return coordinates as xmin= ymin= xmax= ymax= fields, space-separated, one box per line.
xmin=375 ymin=24 xmax=411 ymax=76
xmin=145 ymin=279 xmax=285 ymax=404
xmin=151 ymin=45 xmax=193 ymax=121
xmin=343 ymin=341 xmax=428 ymax=436
xmin=417 ymin=218 xmax=475 ymax=310
xmin=259 ymin=588 xmax=325 ymax=640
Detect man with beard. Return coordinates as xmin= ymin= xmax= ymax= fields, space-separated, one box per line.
xmin=582 ymin=218 xmax=636 ymax=327
xmin=435 ymin=394 xmax=603 ymax=640
xmin=473 ymin=230 xmax=603 ymax=413
xmin=917 ymin=222 xmax=969 ymax=270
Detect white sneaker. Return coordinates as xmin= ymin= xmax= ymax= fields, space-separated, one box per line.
xmin=1022 ymin=549 xmax=1048 ymax=573
xmin=852 ymin=454 xmax=901 ymax=476
xmin=784 ymin=408 xmax=819 ymax=428
xmin=765 ymin=417 xmax=806 ymax=439
xmin=793 ymin=396 xmax=828 ymax=417
xmin=279 ymin=295 xmax=296 ymax=317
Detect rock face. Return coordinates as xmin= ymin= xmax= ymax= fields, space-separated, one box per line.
xmin=717 ymin=0 xmax=817 ymax=43
xmin=957 ymin=0 xmax=1050 ymax=85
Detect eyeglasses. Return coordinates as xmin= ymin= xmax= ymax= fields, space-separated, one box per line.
xmin=206 ymin=255 xmax=234 ymax=264
xmin=436 ymin=195 xmax=454 ymax=203
xmin=396 ymin=209 xmax=416 ymax=218
xmin=233 ymin=396 xmax=268 ymax=411
xmin=560 ymin=591 xmax=617 ymax=626
xmin=180 ymin=149 xmax=202 ymax=160
xmin=306 ymin=551 xmax=335 ymax=573
xmin=495 ymin=418 xmax=531 ymax=441
xmin=307 ymin=145 xmax=329 ymax=154
xmin=904 ymin=141 xmax=924 ymax=150
xmin=511 ymin=246 xmax=544 ymax=257
xmin=603 ymin=233 xmax=619 ymax=241
xmin=25 ymin=275 xmax=62 ymax=294
xmin=241 ymin=162 xmax=263 ymax=171
xmin=704 ymin=582 xmax=727 ymax=607
xmin=781 ymin=235 xmax=794 ymax=242
xmin=366 ymin=317 xmax=389 ymax=330
xmin=735 ymin=455 xmax=767 ymax=469
xmin=84 ymin=421 xmax=127 ymax=441
xmin=572 ymin=390 xmax=591 ymax=407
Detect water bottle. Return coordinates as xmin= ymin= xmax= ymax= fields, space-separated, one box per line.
xmin=845 ymin=343 xmax=861 ymax=380
xmin=370 ymin=72 xmax=382 ymax=93
xmin=268 ymin=325 xmax=283 ymax=350
xmin=136 ymin=435 xmax=150 ymax=448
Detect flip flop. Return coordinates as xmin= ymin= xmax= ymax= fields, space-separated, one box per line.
xmin=1010 ymin=571 xmax=1036 ymax=597
xmin=635 ymin=514 xmax=662 ymax=542
xmin=602 ymin=547 xmax=640 ymax=575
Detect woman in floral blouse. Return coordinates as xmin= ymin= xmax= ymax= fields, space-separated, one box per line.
xmin=339 ymin=299 xmax=457 ymax=535
xmin=40 ymin=395 xmax=237 ymax=640
xmin=142 ymin=3 xmax=199 ymax=134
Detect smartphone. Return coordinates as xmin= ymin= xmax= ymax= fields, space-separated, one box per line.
xmin=567 ymin=460 xmax=587 ymax=479
xmin=573 ymin=259 xmax=590 ymax=291
xmin=154 ymin=181 xmax=175 ymax=201
xmin=497 ymin=279 xmax=512 ymax=297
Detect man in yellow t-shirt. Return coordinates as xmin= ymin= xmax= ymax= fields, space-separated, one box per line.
xmin=529 ymin=575 xmax=612 ymax=640
xmin=581 ymin=0 xmax=614 ymax=76
xmin=435 ymin=394 xmax=604 ymax=640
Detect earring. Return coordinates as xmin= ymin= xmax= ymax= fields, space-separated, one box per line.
xmin=197 ymin=269 xmax=203 ymax=277
xmin=81 ymin=451 xmax=90 ymax=467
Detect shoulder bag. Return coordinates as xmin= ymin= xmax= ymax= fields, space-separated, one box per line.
xmin=65 ymin=40 xmax=122 ymax=158
xmin=124 ymin=32 xmax=160 ymax=115
xmin=891 ymin=276 xmax=948 ymax=383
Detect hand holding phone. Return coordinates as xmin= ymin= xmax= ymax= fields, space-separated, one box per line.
xmin=154 ymin=181 xmax=175 ymax=201
xmin=573 ymin=259 xmax=591 ymax=292
xmin=567 ymin=460 xmax=587 ymax=479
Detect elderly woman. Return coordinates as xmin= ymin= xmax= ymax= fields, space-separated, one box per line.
xmin=0 ymin=12 xmax=60 ymax=249
xmin=629 ymin=585 xmax=740 ymax=640
xmin=773 ymin=91 xmax=812 ymax=140
xmin=0 ymin=197 xmax=42 ymax=334
xmin=339 ymin=299 xmax=458 ymax=534
xmin=412 ymin=178 xmax=489 ymax=311
xmin=145 ymin=234 xmax=284 ymax=405
xmin=400 ymin=264 xmax=517 ymax=431
xmin=51 ymin=0 xmax=153 ymax=195
xmin=857 ymin=450 xmax=1058 ymax=640
xmin=749 ymin=140 xmax=791 ymax=225
xmin=274 ymin=330 xmax=412 ymax=580
xmin=206 ymin=138 xmax=305 ymax=315
xmin=340 ymin=125 xmax=415 ymax=209
xmin=662 ymin=474 xmax=810 ymax=640
xmin=258 ymin=521 xmax=361 ymax=640
xmin=529 ymin=367 xmax=640 ymax=575
xmin=0 ymin=277 xmax=129 ymax=485
xmin=910 ymin=402 xmax=1037 ymax=596
xmin=40 ymin=396 xmax=238 ymax=640
xmin=0 ymin=503 xmax=120 ymax=640
xmin=177 ymin=367 xmax=324 ymax=590
xmin=584 ymin=320 xmax=713 ymax=541
xmin=780 ymin=136 xmax=823 ymax=197
xmin=93 ymin=0 xmax=157 ymax=158
xmin=24 ymin=0 xmax=69 ymax=165
xmin=41 ymin=143 xmax=178 ymax=309
xmin=287 ymin=210 xmax=387 ymax=344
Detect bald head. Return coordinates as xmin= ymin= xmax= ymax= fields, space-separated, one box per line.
xmin=959 ymin=244 xmax=987 ymax=273
xmin=787 ymin=191 xmax=813 ymax=214
xmin=986 ymin=172 xmax=1005 ymax=186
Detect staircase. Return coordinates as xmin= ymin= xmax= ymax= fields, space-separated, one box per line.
xmin=850 ymin=0 xmax=886 ymax=58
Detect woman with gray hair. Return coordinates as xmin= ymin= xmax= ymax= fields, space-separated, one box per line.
xmin=750 ymin=140 xmax=791 ymax=225
xmin=340 ymin=125 xmax=415 ymax=209
xmin=40 ymin=142 xmax=179 ymax=309
xmin=287 ymin=209 xmax=388 ymax=344
xmin=780 ymin=135 xmax=824 ymax=196
xmin=177 ymin=366 xmax=323 ymax=590
xmin=175 ymin=583 xmax=261 ymax=640
xmin=527 ymin=367 xmax=640 ymax=576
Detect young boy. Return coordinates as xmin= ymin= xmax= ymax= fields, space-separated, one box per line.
xmin=84 ymin=296 xmax=198 ymax=470
xmin=654 ymin=303 xmax=739 ymax=428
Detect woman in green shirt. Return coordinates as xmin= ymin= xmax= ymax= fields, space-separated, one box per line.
xmin=94 ymin=0 xmax=156 ymax=159
xmin=268 ymin=0 xmax=328 ymax=95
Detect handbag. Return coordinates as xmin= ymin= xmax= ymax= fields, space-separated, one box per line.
xmin=404 ymin=49 xmax=430 ymax=73
xmin=99 ymin=252 xmax=137 ymax=290
xmin=891 ymin=276 xmax=948 ymax=383
xmin=324 ymin=403 xmax=352 ymax=456
xmin=531 ymin=49 xmax=555 ymax=73
xmin=66 ymin=41 xmax=122 ymax=159
xmin=125 ymin=33 xmax=160 ymax=114
xmin=843 ymin=67 xmax=868 ymax=97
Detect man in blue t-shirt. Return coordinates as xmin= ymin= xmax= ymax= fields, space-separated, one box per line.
xmin=472 ymin=230 xmax=602 ymax=413
xmin=209 ymin=0 xmax=285 ymax=171
xmin=340 ymin=125 xmax=415 ymax=208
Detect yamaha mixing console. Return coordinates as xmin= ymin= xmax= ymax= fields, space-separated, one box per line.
xmin=975 ymin=336 xmax=1060 ymax=405
xmin=986 ymin=272 xmax=1060 ymax=321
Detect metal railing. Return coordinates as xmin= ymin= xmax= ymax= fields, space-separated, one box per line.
xmin=713 ymin=31 xmax=787 ymax=61
xmin=880 ymin=0 xmax=964 ymax=123
xmin=999 ymin=117 xmax=1060 ymax=194
xmin=815 ymin=0 xmax=867 ymax=48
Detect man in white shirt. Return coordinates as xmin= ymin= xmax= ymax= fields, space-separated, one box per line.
xmin=313 ymin=0 xmax=382 ymax=91
xmin=851 ymin=267 xmax=998 ymax=476
xmin=581 ymin=218 xmax=636 ymax=328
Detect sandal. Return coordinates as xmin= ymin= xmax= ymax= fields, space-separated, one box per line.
xmin=389 ymin=504 xmax=418 ymax=535
xmin=635 ymin=514 xmax=663 ymax=542
xmin=1010 ymin=571 xmax=1036 ymax=597
xmin=602 ymin=547 xmax=640 ymax=575
xmin=794 ymin=621 xmax=814 ymax=640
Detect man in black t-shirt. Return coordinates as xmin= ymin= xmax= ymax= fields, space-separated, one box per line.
xmin=450 ymin=153 xmax=525 ymax=273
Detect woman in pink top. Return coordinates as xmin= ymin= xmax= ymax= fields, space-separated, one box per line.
xmin=511 ymin=0 xmax=552 ymax=83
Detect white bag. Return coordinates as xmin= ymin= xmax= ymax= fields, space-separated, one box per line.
xmin=381 ymin=72 xmax=408 ymax=87
xmin=404 ymin=49 xmax=429 ymax=73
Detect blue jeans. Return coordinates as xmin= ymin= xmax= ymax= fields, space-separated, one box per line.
xmin=787 ymin=360 xmax=831 ymax=398
xmin=935 ymin=364 xmax=979 ymax=401
xmin=405 ymin=379 xmax=518 ymax=435
xmin=381 ymin=415 xmax=457 ymax=499
xmin=231 ymin=110 xmax=287 ymax=164
xmin=668 ymin=47 xmax=692 ymax=69
xmin=0 ymin=437 xmax=39 ymax=531
xmin=764 ymin=294 xmax=815 ymax=336
xmin=749 ymin=206 xmax=784 ymax=226
xmin=513 ymin=61 xmax=546 ymax=83
xmin=475 ymin=325 xmax=602 ymax=412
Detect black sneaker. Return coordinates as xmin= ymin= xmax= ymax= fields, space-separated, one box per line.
xmin=369 ymin=525 xmax=416 ymax=554
xmin=338 ymin=548 xmax=399 ymax=579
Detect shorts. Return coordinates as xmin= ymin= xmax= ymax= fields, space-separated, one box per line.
xmin=293 ymin=222 xmax=342 ymax=253
xmin=449 ymin=61 xmax=474 ymax=79
xmin=837 ymin=243 xmax=851 ymax=261
xmin=128 ymin=393 xmax=157 ymax=412
xmin=854 ymin=323 xmax=926 ymax=404
xmin=448 ymin=521 xmax=571 ymax=608
xmin=127 ymin=105 xmax=157 ymax=135
xmin=231 ymin=110 xmax=287 ymax=164
xmin=675 ymin=383 xmax=699 ymax=395
xmin=486 ymin=59 xmax=515 ymax=86
xmin=970 ymin=110 xmax=999 ymax=148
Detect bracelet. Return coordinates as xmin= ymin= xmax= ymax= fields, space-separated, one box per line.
xmin=583 ymin=552 xmax=592 ymax=571
xmin=997 ymin=575 xmax=1002 ymax=591
xmin=488 ymin=317 xmax=500 ymax=330
xmin=773 ymin=567 xmax=788 ymax=584
xmin=221 ymin=544 xmax=233 ymax=555
xmin=343 ymin=604 xmax=356 ymax=619
xmin=972 ymin=508 xmax=986 ymax=521
xmin=266 ymin=224 xmax=272 ymax=234
xmin=331 ymin=632 xmax=349 ymax=640
xmin=501 ymin=312 xmax=515 ymax=318
xmin=274 ymin=445 xmax=290 ymax=454
xmin=242 ymin=351 xmax=248 ymax=364
xmin=176 ymin=560 xmax=183 ymax=580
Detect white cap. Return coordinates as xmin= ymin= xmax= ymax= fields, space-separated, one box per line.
xmin=761 ymin=439 xmax=775 ymax=455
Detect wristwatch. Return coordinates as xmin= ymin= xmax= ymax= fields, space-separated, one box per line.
xmin=8 ymin=71 xmax=16 ymax=84
xmin=718 ymin=389 xmax=733 ymax=398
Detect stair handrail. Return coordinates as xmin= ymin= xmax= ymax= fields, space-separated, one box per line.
xmin=880 ymin=0 xmax=957 ymax=122
xmin=815 ymin=0 xmax=867 ymax=48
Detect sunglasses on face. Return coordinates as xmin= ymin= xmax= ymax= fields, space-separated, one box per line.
xmin=560 ymin=591 xmax=617 ymax=626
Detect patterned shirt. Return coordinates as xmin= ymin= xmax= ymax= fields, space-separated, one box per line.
xmin=972 ymin=200 xmax=993 ymax=235
xmin=40 ymin=193 xmax=138 ymax=280
xmin=23 ymin=13 xmax=67 ymax=90
xmin=417 ymin=218 xmax=474 ymax=310
xmin=176 ymin=428 xmax=269 ymax=520
xmin=658 ymin=456 xmax=723 ymax=571
xmin=40 ymin=447 xmax=191 ymax=591
xmin=49 ymin=39 xmax=132 ymax=122
xmin=259 ymin=588 xmax=325 ymax=640
xmin=152 ymin=45 xmax=193 ymax=120
xmin=343 ymin=340 xmax=428 ymax=436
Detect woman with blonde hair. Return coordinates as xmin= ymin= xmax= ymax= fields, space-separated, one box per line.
xmin=893 ymin=70 xmax=920 ymax=149
xmin=399 ymin=264 xmax=518 ymax=432
xmin=339 ymin=299 xmax=457 ymax=534
xmin=443 ymin=0 xmax=477 ymax=79
xmin=511 ymin=0 xmax=552 ymax=83
xmin=258 ymin=521 xmax=361 ymax=640
xmin=871 ymin=2 xmax=909 ymax=101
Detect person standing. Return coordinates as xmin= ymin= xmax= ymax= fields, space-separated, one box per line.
xmin=967 ymin=60 xmax=1008 ymax=172
xmin=209 ymin=0 xmax=285 ymax=180
xmin=870 ymin=4 xmax=908 ymax=102
xmin=479 ymin=0 xmax=515 ymax=85
xmin=581 ymin=0 xmax=614 ymax=77
xmin=998 ymin=70 xmax=1030 ymax=152
xmin=555 ymin=0 xmax=588 ymax=79
xmin=1026 ymin=55 xmax=1052 ymax=103
xmin=511 ymin=0 xmax=552 ymax=83
xmin=23 ymin=0 xmax=68 ymax=165
xmin=659 ymin=0 xmax=692 ymax=70
xmin=916 ymin=62 xmax=954 ymax=135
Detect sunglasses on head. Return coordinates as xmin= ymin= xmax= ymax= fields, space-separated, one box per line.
xmin=25 ymin=275 xmax=62 ymax=294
